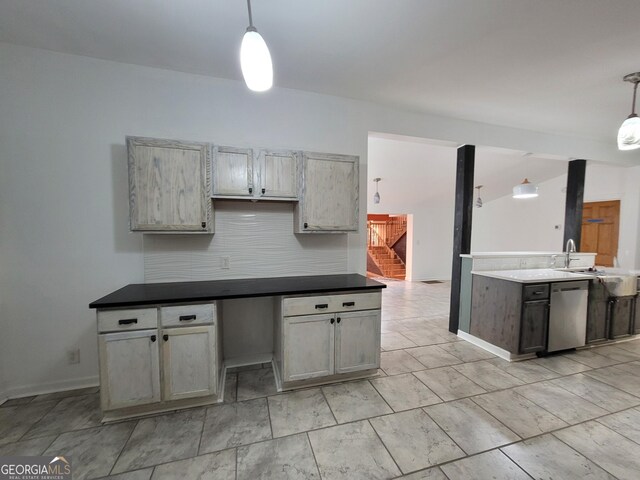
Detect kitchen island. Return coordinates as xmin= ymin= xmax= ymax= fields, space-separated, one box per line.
xmin=90 ymin=274 xmax=385 ymax=421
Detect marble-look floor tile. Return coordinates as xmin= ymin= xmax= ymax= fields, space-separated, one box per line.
xmin=106 ymin=469 xmax=153 ymax=480
xmin=0 ymin=435 xmax=57 ymax=456
xmin=237 ymin=367 xmax=277 ymax=401
xmin=567 ymin=349 xmax=620 ymax=368
xmin=370 ymin=408 xmax=464 ymax=474
xmin=380 ymin=350 xmax=427 ymax=375
xmin=437 ymin=341 xmax=495 ymax=362
xmin=308 ymin=420 xmax=401 ymax=480
xmin=592 ymin=345 xmax=640 ymax=363
xmin=223 ymin=372 xmax=237 ymax=403
xmin=397 ymin=467 xmax=447 ymax=479
xmin=472 ymin=389 xmax=568 ymax=438
xmin=237 ymin=433 xmax=319 ymax=480
xmin=0 ymin=396 xmax=36 ymax=407
xmin=112 ymin=409 xmax=205 ymax=474
xmin=554 ymin=421 xmax=640 ymax=480
xmin=44 ymin=422 xmax=134 ymax=480
xmin=199 ymin=398 xmax=271 ymax=454
xmin=425 ymin=398 xmax=520 ymax=454
xmin=615 ymin=340 xmax=640 ymax=354
xmin=585 ymin=365 xmax=640 ymax=396
xmin=32 ymin=386 xmax=99 ymax=403
xmin=550 ymin=373 xmax=640 ymax=413
xmin=453 ymin=361 xmax=524 ymax=391
xmin=24 ymin=394 xmax=101 ymax=439
xmin=487 ymin=357 xmax=560 ymax=383
xmin=370 ymin=373 xmax=441 ymax=411
xmin=413 ymin=367 xmax=486 ymax=401
xmin=503 ymin=433 xmax=615 ymax=480
xmin=322 ymin=380 xmax=392 ymax=423
xmin=381 ymin=332 xmax=417 ymax=350
xmin=514 ymin=381 xmax=608 ymax=424
xmin=267 ymin=388 xmax=335 ymax=437
xmin=380 ymin=320 xmax=409 ymax=333
xmin=0 ymin=400 xmax=57 ymax=446
xmin=597 ymin=408 xmax=640 ymax=444
xmin=151 ymin=450 xmax=235 ymax=480
xmin=613 ymin=360 xmax=640 ymax=377
xmin=401 ymin=329 xmax=450 ymax=347
xmin=405 ymin=345 xmax=462 ymax=369
xmin=533 ymin=355 xmax=592 ymax=375
xmin=440 ymin=450 xmax=530 ymax=480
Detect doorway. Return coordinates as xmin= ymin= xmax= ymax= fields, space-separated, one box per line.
xmin=366 ymin=214 xmax=408 ymax=279
xmin=580 ymin=200 xmax=620 ymax=267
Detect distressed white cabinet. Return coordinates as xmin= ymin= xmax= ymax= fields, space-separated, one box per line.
xmin=335 ymin=310 xmax=381 ymax=374
xmin=162 ymin=325 xmax=217 ymax=401
xmin=294 ymin=152 xmax=359 ymax=233
xmin=212 ymin=146 xmax=299 ymax=200
xmin=127 ymin=136 xmax=213 ymax=233
xmin=98 ymin=330 xmax=161 ymax=411
xmin=282 ymin=313 xmax=335 ymax=382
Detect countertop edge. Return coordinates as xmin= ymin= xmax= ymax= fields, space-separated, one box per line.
xmin=472 ymin=269 xmax=594 ymax=284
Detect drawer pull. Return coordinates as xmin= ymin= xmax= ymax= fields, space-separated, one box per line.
xmin=179 ymin=315 xmax=197 ymax=321
xmin=342 ymin=301 xmax=355 ymax=307
xmin=532 ymin=291 xmax=544 ymax=296
xmin=330 ymin=318 xmax=335 ymax=324
xmin=337 ymin=317 xmax=341 ymax=323
xmin=118 ymin=318 xmax=138 ymax=325
xmin=315 ymin=304 xmax=329 ymax=309
xmin=150 ymin=335 xmax=156 ymax=342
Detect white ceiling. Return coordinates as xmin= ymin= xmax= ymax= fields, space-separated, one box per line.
xmin=1 ymin=1 xmax=640 ymax=148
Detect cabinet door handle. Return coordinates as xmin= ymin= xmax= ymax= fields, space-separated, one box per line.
xmin=150 ymin=335 xmax=156 ymax=342
xmin=179 ymin=315 xmax=196 ymax=321
xmin=337 ymin=317 xmax=341 ymax=323
xmin=315 ymin=304 xmax=329 ymax=309
xmin=261 ymin=188 xmax=266 ymax=194
xmin=304 ymin=222 xmax=308 ymax=229
xmin=249 ymin=187 xmax=253 ymax=194
xmin=201 ymin=222 xmax=206 ymax=228
xmin=118 ymin=318 xmax=137 ymax=325
xmin=163 ymin=334 xmax=169 ymax=341
xmin=342 ymin=301 xmax=355 ymax=307
xmin=330 ymin=318 xmax=335 ymax=324
xmin=532 ymin=291 xmax=544 ymax=295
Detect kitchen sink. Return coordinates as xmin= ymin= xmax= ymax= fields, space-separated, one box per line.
xmin=553 ymin=268 xmax=638 ymax=297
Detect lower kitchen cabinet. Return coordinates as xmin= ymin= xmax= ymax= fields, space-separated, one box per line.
xmin=519 ymin=300 xmax=549 ymax=353
xmin=587 ymin=281 xmax=609 ymax=344
xmin=98 ymin=329 xmax=161 ymax=411
xmin=609 ymin=296 xmax=636 ymax=339
xmin=282 ymin=313 xmax=335 ymax=382
xmin=162 ymin=325 xmax=217 ymax=401
xmin=335 ymin=310 xmax=381 ymax=374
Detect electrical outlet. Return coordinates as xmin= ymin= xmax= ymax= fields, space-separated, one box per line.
xmin=221 ymin=256 xmax=230 ymax=269
xmin=67 ymin=348 xmax=80 ymax=365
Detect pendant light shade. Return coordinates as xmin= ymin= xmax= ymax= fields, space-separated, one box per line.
xmin=617 ymin=72 xmax=640 ymax=151
xmin=513 ymin=178 xmax=538 ymax=199
xmin=373 ymin=178 xmax=381 ymax=204
xmin=240 ymin=1 xmax=273 ymax=92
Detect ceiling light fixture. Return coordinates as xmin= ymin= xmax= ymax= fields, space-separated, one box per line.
xmin=240 ymin=0 xmax=273 ymax=92
xmin=513 ymin=178 xmax=538 ymax=199
xmin=618 ymin=72 xmax=640 ymax=150
xmin=373 ymin=178 xmax=381 ymax=204
xmin=475 ymin=185 xmax=483 ymax=208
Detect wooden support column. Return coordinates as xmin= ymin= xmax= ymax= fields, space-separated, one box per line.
xmin=563 ymin=159 xmax=586 ymax=250
xmin=449 ymin=145 xmax=475 ymax=333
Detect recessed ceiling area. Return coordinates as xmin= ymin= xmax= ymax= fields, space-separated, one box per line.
xmin=1 ymin=0 xmax=640 ymax=147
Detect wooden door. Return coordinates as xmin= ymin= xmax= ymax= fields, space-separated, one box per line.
xmin=162 ymin=325 xmax=217 ymax=401
xmin=257 ymin=149 xmax=298 ymax=199
xmin=580 ymin=200 xmax=620 ymax=267
xmin=335 ymin=309 xmax=381 ymax=374
xmin=212 ymin=145 xmax=253 ymax=196
xmin=282 ymin=313 xmax=335 ymax=382
xmin=98 ymin=330 xmax=161 ymax=411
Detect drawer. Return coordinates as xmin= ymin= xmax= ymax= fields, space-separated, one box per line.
xmin=523 ymin=284 xmax=550 ymax=301
xmin=330 ymin=292 xmax=381 ymax=312
xmin=283 ymin=291 xmax=382 ymax=316
xmin=160 ymin=303 xmax=215 ymax=327
xmin=98 ymin=307 xmax=158 ymax=333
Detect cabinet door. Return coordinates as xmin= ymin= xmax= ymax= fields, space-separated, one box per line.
xmin=335 ymin=310 xmax=381 ymax=374
xmin=587 ymin=282 xmax=608 ymax=344
xmin=127 ymin=137 xmax=212 ymax=233
xmin=257 ymin=149 xmax=298 ymax=199
xmin=98 ymin=330 xmax=160 ymax=411
xmin=635 ymin=295 xmax=640 ymax=335
xmin=283 ymin=314 xmax=334 ymax=382
xmin=212 ymin=145 xmax=253 ymax=196
xmin=609 ymin=297 xmax=634 ymax=339
xmin=519 ymin=300 xmax=548 ymax=353
xmin=296 ymin=152 xmax=359 ymax=232
xmin=162 ymin=326 xmax=217 ymax=401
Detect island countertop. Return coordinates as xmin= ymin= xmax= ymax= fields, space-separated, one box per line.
xmin=89 ymin=274 xmax=386 ymax=309
xmin=472 ymin=268 xmax=594 ymax=284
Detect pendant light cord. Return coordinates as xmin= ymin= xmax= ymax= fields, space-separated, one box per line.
xmin=632 ymin=81 xmax=638 ymax=116
xmin=246 ymin=0 xmax=254 ymax=28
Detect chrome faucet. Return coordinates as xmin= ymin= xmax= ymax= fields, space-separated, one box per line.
xmin=565 ymin=238 xmax=576 ymax=268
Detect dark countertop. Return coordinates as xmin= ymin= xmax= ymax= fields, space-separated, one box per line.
xmin=90 ymin=274 xmax=386 ymax=309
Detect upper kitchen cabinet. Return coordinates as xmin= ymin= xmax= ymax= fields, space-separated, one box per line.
xmin=294 ymin=152 xmax=359 ymax=233
xmin=127 ymin=137 xmax=213 ymax=234
xmin=212 ymin=146 xmax=299 ymax=200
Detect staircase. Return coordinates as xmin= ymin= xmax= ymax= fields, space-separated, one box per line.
xmin=367 ymin=216 xmax=407 ymax=279
xmin=368 ymin=245 xmax=406 ymax=279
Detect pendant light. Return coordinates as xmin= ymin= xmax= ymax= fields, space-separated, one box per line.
xmin=240 ymin=0 xmax=273 ymax=92
xmin=617 ymin=72 xmax=640 ymax=151
xmin=475 ymin=185 xmax=483 ymax=208
xmin=513 ymin=178 xmax=538 ymax=199
xmin=373 ymin=178 xmax=381 ymax=204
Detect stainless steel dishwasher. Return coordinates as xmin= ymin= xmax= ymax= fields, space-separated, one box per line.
xmin=547 ymin=280 xmax=589 ymax=352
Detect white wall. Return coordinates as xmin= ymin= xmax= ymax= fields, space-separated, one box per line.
xmin=0 ymin=42 xmax=631 ymax=397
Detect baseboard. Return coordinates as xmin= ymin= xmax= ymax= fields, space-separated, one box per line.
xmin=457 ymin=330 xmax=536 ymax=362
xmin=3 ymin=375 xmax=99 ymax=401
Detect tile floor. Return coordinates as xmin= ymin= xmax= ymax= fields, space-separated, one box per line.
xmin=2 ymin=279 xmax=640 ymax=479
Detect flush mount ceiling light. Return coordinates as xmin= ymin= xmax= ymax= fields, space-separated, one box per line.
xmin=513 ymin=178 xmax=538 ymax=199
xmin=475 ymin=185 xmax=483 ymax=208
xmin=240 ymin=0 xmax=273 ymax=92
xmin=618 ymin=72 xmax=640 ymax=151
xmin=373 ymin=178 xmax=381 ymax=204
